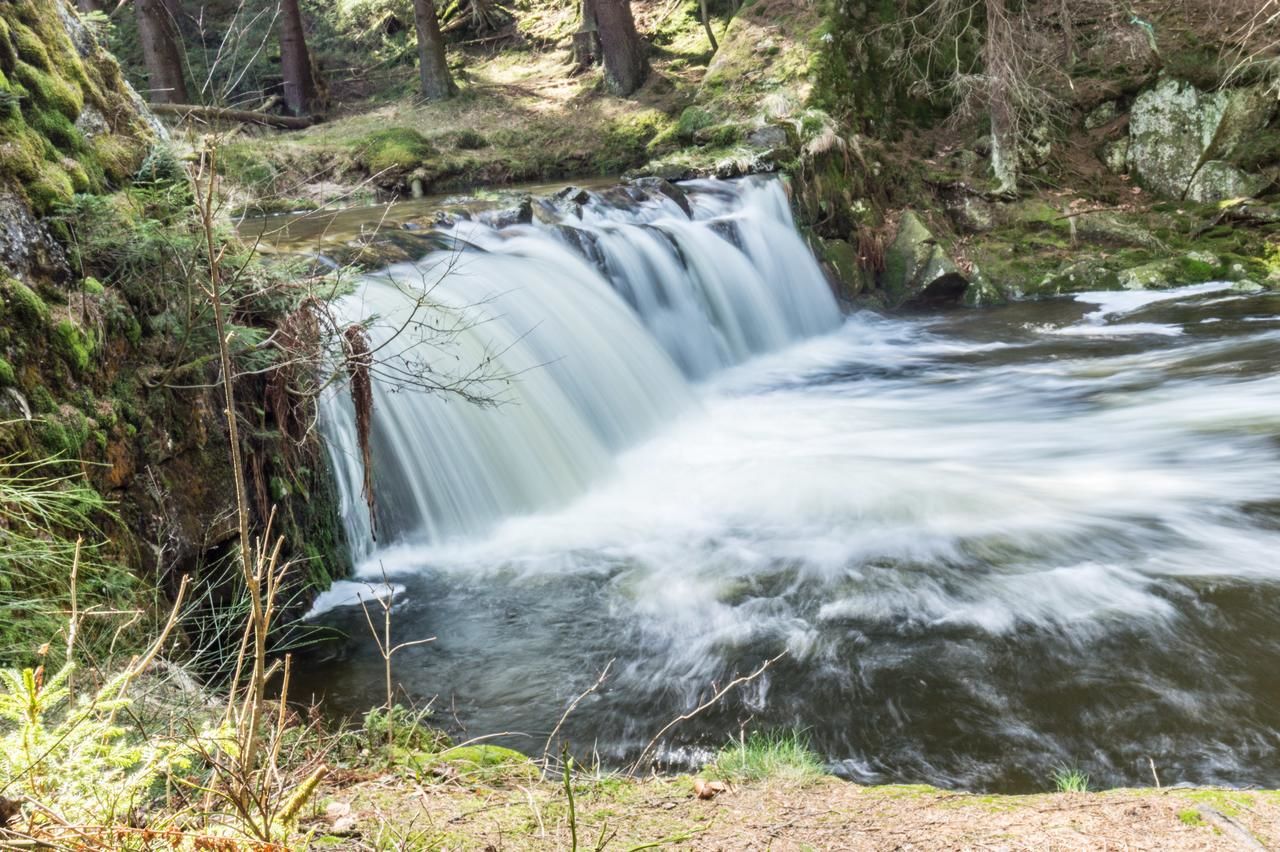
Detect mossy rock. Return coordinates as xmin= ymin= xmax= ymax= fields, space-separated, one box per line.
xmin=0 ymin=356 xmax=14 ymax=387
xmin=357 ymin=128 xmax=435 ymax=174
xmin=52 ymin=318 xmax=94 ymax=373
xmin=2 ymin=277 xmax=50 ymax=327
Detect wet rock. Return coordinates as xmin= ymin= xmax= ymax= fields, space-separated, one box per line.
xmin=746 ymin=124 xmax=789 ymax=151
xmin=627 ymin=160 xmax=698 ymax=182
xmin=883 ymin=211 xmax=969 ymax=307
xmin=962 ymin=276 xmax=1006 ymax=307
xmin=1127 ymin=77 xmax=1276 ymax=201
xmin=1040 ymin=259 xmax=1121 ymax=294
xmin=627 ymin=177 xmax=692 ymax=217
xmin=555 ymin=185 xmax=592 ymax=206
xmin=479 ymin=197 xmax=533 ymax=228
xmin=0 ymin=193 xmax=67 ymax=279
xmin=815 ymin=236 xmax=866 ymax=298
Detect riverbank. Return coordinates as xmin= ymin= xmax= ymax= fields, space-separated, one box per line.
xmin=314 ymin=769 xmax=1280 ymax=850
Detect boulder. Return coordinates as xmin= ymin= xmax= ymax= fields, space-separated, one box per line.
xmin=883 ymin=212 xmax=969 ymax=307
xmin=1185 ymin=161 xmax=1270 ymax=203
xmin=1127 ymin=77 xmax=1276 ymax=201
xmin=944 ymin=195 xmax=996 ymax=233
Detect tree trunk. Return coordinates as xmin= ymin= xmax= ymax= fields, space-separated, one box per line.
xmin=278 ymin=0 xmax=320 ymax=116
xmin=151 ymin=103 xmax=317 ymax=129
xmin=591 ymin=0 xmax=648 ymax=96
xmin=699 ymin=0 xmax=718 ymax=52
xmin=135 ymin=0 xmax=188 ymax=104
xmin=412 ymin=0 xmax=457 ymax=101
xmin=571 ymin=0 xmax=601 ymax=70
xmin=984 ymin=0 xmax=1018 ymax=194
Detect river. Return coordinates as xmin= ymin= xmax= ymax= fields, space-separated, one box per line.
xmin=284 ymin=178 xmax=1280 ymax=792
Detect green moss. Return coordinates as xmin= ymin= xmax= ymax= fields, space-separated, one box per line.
xmin=358 ymin=128 xmax=435 ymax=174
xmin=435 ymin=745 xmax=539 ymax=783
xmin=29 ymin=385 xmax=56 ymax=414
xmin=595 ymin=110 xmax=674 ymax=174
xmin=12 ymin=60 xmax=83 ymax=120
xmin=1178 ymin=809 xmax=1205 ymax=826
xmin=29 ymin=161 xmax=76 ymax=212
xmin=12 ymin=23 xmax=52 ymax=71
xmin=83 ymin=276 xmax=104 ymax=295
xmin=1174 ymin=254 xmax=1223 ymax=282
xmin=52 ymin=319 xmax=93 ymax=373
xmin=676 ymin=105 xmax=715 ymax=141
xmin=0 ymin=357 xmax=14 ymax=387
xmin=1183 ymin=790 xmax=1256 ymax=817
xmin=90 ymin=134 xmax=142 ymax=184
xmin=0 ymin=19 xmax=16 ymax=72
xmin=3 ymin=277 xmax=50 ymax=327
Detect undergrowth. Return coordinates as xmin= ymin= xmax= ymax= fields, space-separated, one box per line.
xmin=0 ymin=455 xmax=139 ymax=667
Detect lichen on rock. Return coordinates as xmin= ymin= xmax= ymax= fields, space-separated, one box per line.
xmin=1127 ymin=76 xmax=1276 ymax=202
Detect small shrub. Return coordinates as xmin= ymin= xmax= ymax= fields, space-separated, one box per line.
xmin=134 ymin=142 xmax=185 ymax=186
xmin=710 ymin=730 xmax=826 ymax=782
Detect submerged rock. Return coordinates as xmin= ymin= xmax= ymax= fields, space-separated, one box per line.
xmin=883 ymin=212 xmax=969 ymax=307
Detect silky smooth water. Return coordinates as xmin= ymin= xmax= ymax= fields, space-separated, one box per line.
xmin=302 ymin=179 xmax=1280 ymax=792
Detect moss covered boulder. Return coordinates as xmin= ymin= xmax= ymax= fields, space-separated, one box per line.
xmin=883 ymin=211 xmax=969 ymax=307
xmin=1127 ymin=77 xmax=1276 ymax=202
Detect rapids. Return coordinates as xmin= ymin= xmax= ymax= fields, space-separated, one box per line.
xmin=302 ymin=178 xmax=1280 ymax=792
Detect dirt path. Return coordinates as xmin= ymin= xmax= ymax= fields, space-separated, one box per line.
xmin=316 ymin=774 xmax=1280 ymax=850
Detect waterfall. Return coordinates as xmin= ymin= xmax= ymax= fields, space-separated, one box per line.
xmin=321 ymin=177 xmax=842 ymax=558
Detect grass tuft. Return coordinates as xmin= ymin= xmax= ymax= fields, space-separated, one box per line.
xmin=710 ymin=730 xmax=826 ymax=782
xmin=1051 ymin=765 xmax=1090 ymax=793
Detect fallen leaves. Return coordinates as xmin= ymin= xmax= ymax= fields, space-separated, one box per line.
xmin=693 ymin=778 xmax=728 ymax=800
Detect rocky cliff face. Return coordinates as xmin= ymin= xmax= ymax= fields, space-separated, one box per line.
xmin=0 ymin=2 xmax=345 ymax=607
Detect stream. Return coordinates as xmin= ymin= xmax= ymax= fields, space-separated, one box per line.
xmin=282 ymin=179 xmax=1280 ymax=793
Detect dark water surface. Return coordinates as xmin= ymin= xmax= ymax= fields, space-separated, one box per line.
xmin=297 ymin=280 xmax=1280 ymax=793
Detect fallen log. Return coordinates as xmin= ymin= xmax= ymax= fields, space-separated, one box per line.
xmin=151 ymin=103 xmax=318 ymax=129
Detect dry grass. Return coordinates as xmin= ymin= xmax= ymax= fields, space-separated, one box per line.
xmin=309 ymin=772 xmax=1280 ymax=850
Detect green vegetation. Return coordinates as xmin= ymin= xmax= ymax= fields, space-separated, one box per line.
xmin=358 ymin=127 xmax=436 ymax=174
xmin=710 ymin=730 xmax=826 ymax=782
xmin=1178 ymin=808 xmax=1205 ymax=826
xmin=0 ymin=457 xmax=138 ymax=666
xmin=1051 ymin=765 xmax=1091 ymax=794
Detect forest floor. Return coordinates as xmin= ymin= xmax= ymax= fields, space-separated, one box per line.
xmin=311 ymin=772 xmax=1280 ymax=850
xmin=214 ymin=0 xmax=721 ymax=215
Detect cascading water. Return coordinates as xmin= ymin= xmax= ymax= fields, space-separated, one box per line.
xmin=320 ymin=177 xmax=841 ymax=554
xmin=303 ymin=177 xmax=1280 ymax=793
